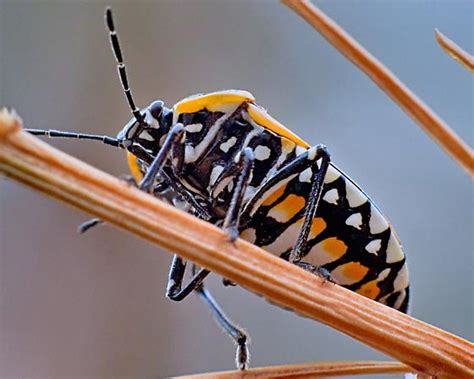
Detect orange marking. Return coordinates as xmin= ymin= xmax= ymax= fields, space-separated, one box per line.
xmin=309 ymin=217 xmax=326 ymax=239
xmin=127 ymin=152 xmax=143 ymax=182
xmin=239 ymin=228 xmax=256 ymax=243
xmin=248 ymin=104 xmax=310 ymax=148
xmin=262 ymin=184 xmax=287 ymax=207
xmin=322 ymin=237 xmax=348 ymax=259
xmin=338 ymin=262 xmax=369 ymax=283
xmin=174 ymin=90 xmax=255 ymax=115
xmin=268 ymin=194 xmax=306 ymax=223
xmin=281 ymin=137 xmax=296 ymax=154
xmin=357 ymin=280 xmax=380 ymax=299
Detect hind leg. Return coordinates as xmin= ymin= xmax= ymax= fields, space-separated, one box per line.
xmin=166 ymin=255 xmax=249 ymax=369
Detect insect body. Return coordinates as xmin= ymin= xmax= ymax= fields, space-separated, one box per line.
xmin=26 ymin=8 xmax=409 ymax=370
xmin=125 ymin=89 xmax=409 ymax=310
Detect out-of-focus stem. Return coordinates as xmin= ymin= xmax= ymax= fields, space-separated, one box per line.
xmin=282 ymin=0 xmax=473 ymax=176
xmin=435 ymin=29 xmax=474 ymax=72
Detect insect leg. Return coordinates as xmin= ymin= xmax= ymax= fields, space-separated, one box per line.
xmin=166 ymin=256 xmax=249 ymax=369
xmin=138 ymin=123 xmax=185 ymax=193
xmin=166 ymin=255 xmax=210 ymax=302
xmin=78 ymin=218 xmax=103 ymax=234
xmin=223 ymin=147 xmax=255 ymax=241
xmin=289 ymin=145 xmax=331 ymax=263
xmin=196 ymin=286 xmax=249 ymax=370
xmin=78 ymin=125 xmax=185 ymax=234
xmin=294 ymin=261 xmax=333 ymax=283
xmin=78 ymin=175 xmax=140 ymax=234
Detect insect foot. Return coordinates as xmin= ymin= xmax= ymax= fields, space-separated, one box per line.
xmin=236 ymin=334 xmax=250 ymax=370
xmin=77 ymin=218 xmax=103 ymax=234
xmin=295 ymin=261 xmax=336 ymax=285
xmin=225 ymin=226 xmax=240 ymax=243
xmin=118 ymin=174 xmax=138 ymax=187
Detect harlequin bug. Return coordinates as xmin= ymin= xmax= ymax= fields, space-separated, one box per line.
xmin=25 ymin=8 xmax=409 ymax=370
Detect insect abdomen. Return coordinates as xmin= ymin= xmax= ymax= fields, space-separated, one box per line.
xmin=240 ymin=164 xmax=409 ymax=312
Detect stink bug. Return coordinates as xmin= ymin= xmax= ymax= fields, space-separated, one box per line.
xmin=25 ymin=8 xmax=409 ymax=370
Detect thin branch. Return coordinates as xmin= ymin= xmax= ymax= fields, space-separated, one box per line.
xmin=282 ymin=0 xmax=473 ymax=176
xmin=435 ymin=29 xmax=474 ymax=72
xmin=173 ymin=360 xmax=413 ymax=378
xmin=1 ymin=111 xmax=472 ymax=378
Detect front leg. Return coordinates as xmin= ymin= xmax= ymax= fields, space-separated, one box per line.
xmin=77 ymin=175 xmax=138 ymax=233
xmin=139 ymin=123 xmax=185 ymax=193
xmin=77 ymin=131 xmax=184 ymax=235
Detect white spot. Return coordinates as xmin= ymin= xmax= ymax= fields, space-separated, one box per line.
xmin=240 ymin=228 xmax=257 ymax=244
xmin=369 ymin=204 xmax=389 ymax=234
xmin=322 ymin=188 xmax=339 ymax=205
xmin=307 ymin=146 xmax=318 ymax=160
xmin=185 ymin=123 xmax=203 ymax=133
xmin=378 ymin=268 xmax=391 ymax=281
xmin=345 ymin=213 xmax=363 ymax=229
xmin=263 ymin=221 xmax=302 ymax=254
xmin=212 ymin=176 xmax=232 ymax=196
xmin=210 ymin=165 xmax=224 ymax=186
xmin=365 ymin=239 xmax=382 ymax=255
xmin=144 ymin=111 xmax=160 ymax=128
xmin=394 ymin=290 xmax=407 ymax=310
xmin=243 ymin=183 xmax=256 ymax=203
xmin=281 ymin=139 xmax=295 ymax=154
xmin=139 ymin=130 xmax=154 ymax=141
xmin=324 ymin=166 xmax=340 ymax=184
xmin=184 ymin=114 xmax=229 ymax=163
xmin=220 ymin=137 xmax=237 ymax=153
xmin=295 ymin=146 xmax=307 ymax=156
xmin=317 ymin=157 xmax=323 ymax=170
xmin=380 ymin=289 xmax=408 ymax=311
xmin=298 ymin=167 xmax=312 ymax=183
xmin=386 ymin=232 xmax=404 ymax=263
xmin=184 ymin=145 xmax=194 ymax=161
xmin=393 ymin=265 xmax=409 ymax=291
xmin=345 ymin=179 xmax=368 ymax=208
xmin=227 ymin=180 xmax=234 ymax=193
xmin=304 ymin=243 xmax=340 ymax=267
xmin=254 ymin=145 xmax=271 ymax=161
xmin=267 ymin=207 xmax=293 ymax=224
xmin=234 ymin=151 xmax=241 ymax=163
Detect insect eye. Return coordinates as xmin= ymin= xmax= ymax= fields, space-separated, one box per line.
xmin=149 ymin=100 xmax=164 ymax=119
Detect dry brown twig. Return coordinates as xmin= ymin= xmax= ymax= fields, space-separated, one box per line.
xmin=173 ymin=360 xmax=411 ymax=378
xmin=435 ymin=29 xmax=474 ymax=72
xmin=1 ymin=110 xmax=473 ymax=378
xmin=282 ymin=0 xmax=474 ymax=177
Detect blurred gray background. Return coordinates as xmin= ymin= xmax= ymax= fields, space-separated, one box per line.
xmin=1 ymin=1 xmax=472 ymax=378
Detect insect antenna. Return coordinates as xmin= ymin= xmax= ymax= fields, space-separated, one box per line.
xmin=105 ymin=7 xmax=146 ymax=125
xmin=24 ymin=128 xmax=122 ymax=148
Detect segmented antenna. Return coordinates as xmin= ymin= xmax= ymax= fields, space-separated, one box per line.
xmin=25 ymin=128 xmax=121 ymax=147
xmin=105 ymin=7 xmax=145 ymax=125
